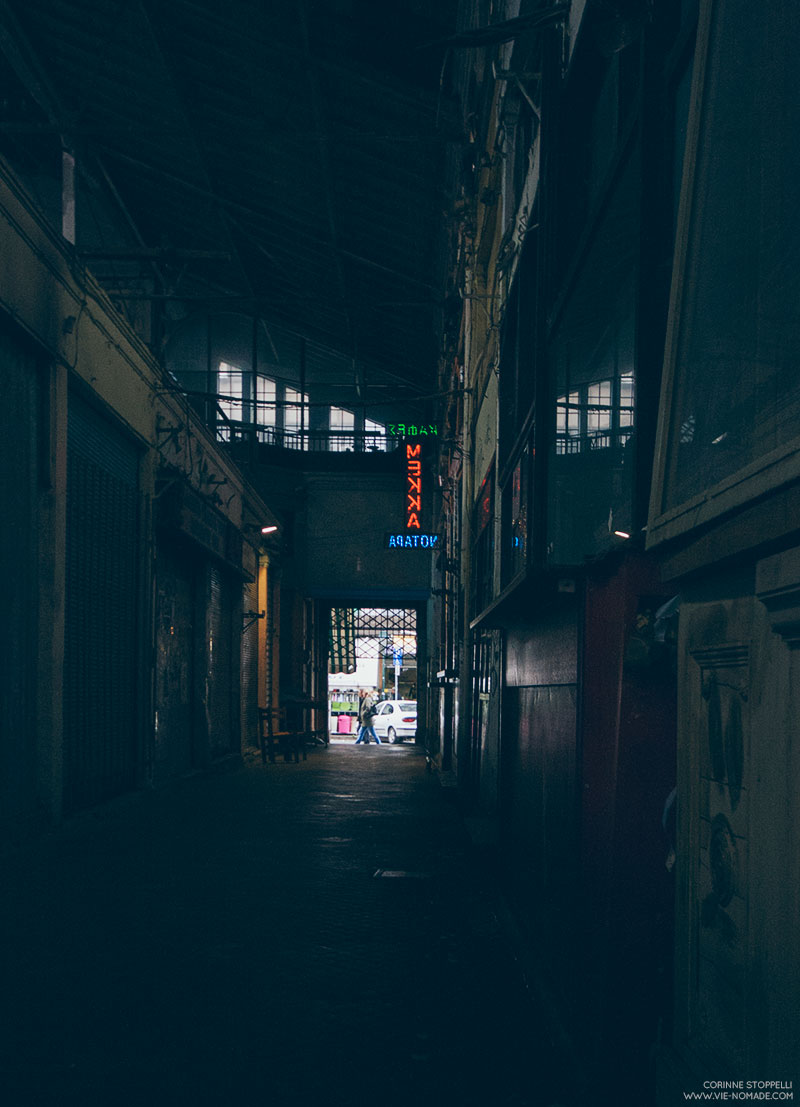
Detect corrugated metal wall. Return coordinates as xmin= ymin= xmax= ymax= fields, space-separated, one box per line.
xmin=63 ymin=392 xmax=139 ymax=812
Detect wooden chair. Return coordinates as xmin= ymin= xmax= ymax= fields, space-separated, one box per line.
xmin=258 ymin=706 xmax=306 ymax=764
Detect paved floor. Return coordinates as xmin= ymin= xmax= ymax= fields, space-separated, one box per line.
xmin=1 ymin=740 xmax=574 ymax=1107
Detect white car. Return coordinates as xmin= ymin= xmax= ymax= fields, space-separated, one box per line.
xmin=371 ymin=700 xmax=417 ymax=744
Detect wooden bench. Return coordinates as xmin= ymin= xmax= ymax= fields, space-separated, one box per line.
xmin=258 ymin=707 xmax=307 ymax=764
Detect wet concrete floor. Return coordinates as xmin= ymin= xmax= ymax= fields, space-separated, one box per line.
xmin=1 ymin=740 xmax=573 ymax=1106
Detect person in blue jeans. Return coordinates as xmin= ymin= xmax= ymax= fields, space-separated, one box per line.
xmin=354 ymin=690 xmax=381 ymax=744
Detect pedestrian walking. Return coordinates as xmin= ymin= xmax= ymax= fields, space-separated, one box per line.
xmin=354 ymin=689 xmax=381 ymax=744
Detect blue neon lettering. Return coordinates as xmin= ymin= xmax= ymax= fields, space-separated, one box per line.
xmin=387 ymin=532 xmax=439 ymax=549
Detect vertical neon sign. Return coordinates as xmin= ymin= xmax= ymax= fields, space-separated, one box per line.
xmin=406 ymin=443 xmax=422 ymax=529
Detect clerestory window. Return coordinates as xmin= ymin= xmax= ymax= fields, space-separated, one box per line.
xmin=256 ymin=376 xmax=277 ymax=442
xmin=365 ymin=418 xmax=387 ymax=452
xmin=284 ymin=387 xmax=309 ymax=448
xmin=329 ymin=407 xmax=355 ymax=451
xmin=217 ymin=361 xmax=243 ymax=440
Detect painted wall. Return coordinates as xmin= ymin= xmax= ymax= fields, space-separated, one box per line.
xmin=299 ymin=472 xmax=434 ymax=601
xmin=658 ymin=562 xmax=800 ymax=1101
xmin=581 ymin=557 xmax=677 ymax=1100
xmin=473 ymin=372 xmax=498 ymax=500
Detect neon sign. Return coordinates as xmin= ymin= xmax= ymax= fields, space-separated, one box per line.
xmin=384 ymin=533 xmax=440 ymax=549
xmin=406 ymin=443 xmax=422 ymax=529
xmin=389 ymin=423 xmax=438 ymax=437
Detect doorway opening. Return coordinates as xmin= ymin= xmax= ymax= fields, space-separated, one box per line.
xmin=328 ymin=607 xmax=418 ymax=742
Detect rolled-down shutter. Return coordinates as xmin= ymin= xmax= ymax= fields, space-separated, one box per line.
xmin=206 ymin=564 xmax=237 ymax=757
xmin=64 ymin=393 xmax=139 ymax=812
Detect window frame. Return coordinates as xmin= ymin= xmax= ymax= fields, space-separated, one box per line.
xmin=555 ymin=374 xmax=635 ymax=456
xmin=217 ymin=360 xmax=244 ymax=439
xmin=283 ymin=386 xmax=309 ymax=448
xmin=647 ymin=0 xmax=800 ymax=549
xmin=329 ymin=406 xmax=355 ymax=452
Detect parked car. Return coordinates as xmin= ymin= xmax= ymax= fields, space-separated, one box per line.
xmin=371 ymin=700 xmax=417 ymax=743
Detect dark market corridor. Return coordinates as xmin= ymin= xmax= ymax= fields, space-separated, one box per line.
xmin=0 ymin=743 xmax=570 ymax=1107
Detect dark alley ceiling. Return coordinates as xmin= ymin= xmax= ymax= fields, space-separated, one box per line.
xmin=0 ymin=0 xmax=462 ymax=408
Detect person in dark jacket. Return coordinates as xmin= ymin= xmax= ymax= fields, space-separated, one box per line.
xmin=354 ymin=690 xmax=381 ymax=745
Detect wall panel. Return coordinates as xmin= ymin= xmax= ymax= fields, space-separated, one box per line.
xmin=0 ymin=320 xmax=40 ymax=823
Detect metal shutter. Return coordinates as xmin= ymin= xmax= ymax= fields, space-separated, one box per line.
xmin=64 ymin=393 xmax=139 ymax=812
xmin=206 ymin=564 xmax=237 ymax=757
xmin=154 ymin=538 xmax=196 ymax=781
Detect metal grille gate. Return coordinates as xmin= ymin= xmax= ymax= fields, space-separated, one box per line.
xmin=351 ymin=608 xmax=417 ymax=661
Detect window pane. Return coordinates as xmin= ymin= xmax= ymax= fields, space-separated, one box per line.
xmin=547 ymin=151 xmax=639 ymax=564
xmin=284 ymin=387 xmax=309 ymax=447
xmin=619 ymin=374 xmax=635 ymax=432
xmin=329 ymin=407 xmax=354 ymax=452
xmin=587 ymin=410 xmax=611 ymax=432
xmin=256 ymin=377 xmax=276 ymax=423
xmin=365 ymin=418 xmax=387 ymax=452
xmin=330 ymin=407 xmax=354 ymax=430
xmin=662 ymin=2 xmax=800 ymax=512
xmin=217 ymin=361 xmax=243 ymax=440
xmin=587 ymin=381 xmax=611 ymax=405
xmin=255 ymin=376 xmax=276 ymax=441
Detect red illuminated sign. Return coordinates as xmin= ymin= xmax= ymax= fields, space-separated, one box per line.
xmin=406 ymin=443 xmax=422 ymax=529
